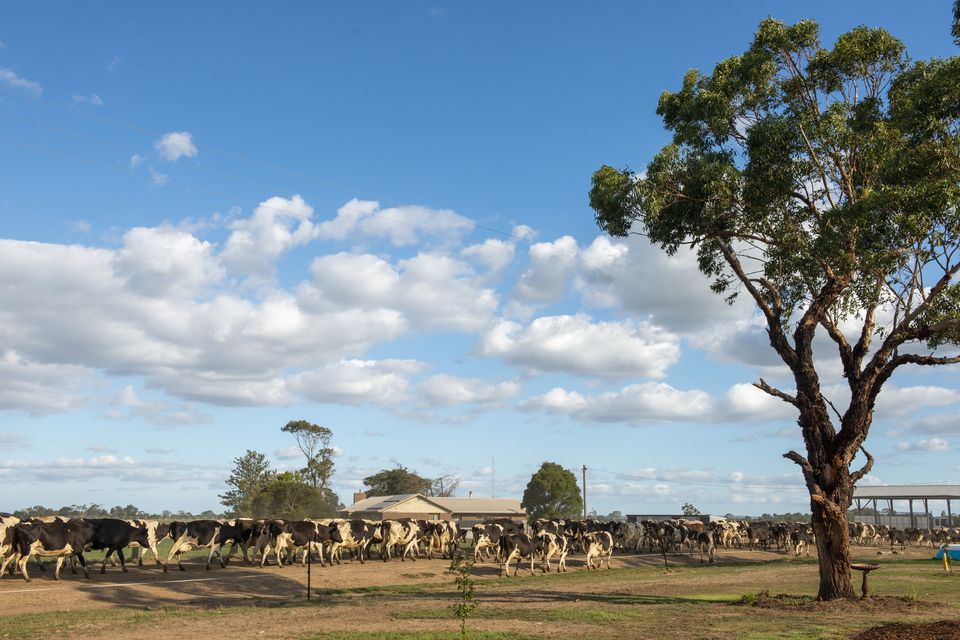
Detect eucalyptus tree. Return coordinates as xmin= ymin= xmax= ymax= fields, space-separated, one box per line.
xmin=590 ymin=18 xmax=960 ymax=599
xmin=281 ymin=419 xmax=335 ymax=489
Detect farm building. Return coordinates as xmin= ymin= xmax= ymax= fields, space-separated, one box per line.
xmin=852 ymin=484 xmax=960 ymax=528
xmin=340 ymin=493 xmax=526 ymax=526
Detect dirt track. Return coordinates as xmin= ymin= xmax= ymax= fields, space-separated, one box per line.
xmin=0 ymin=550 xmax=676 ymax=614
xmin=0 ymin=547 xmax=952 ymax=639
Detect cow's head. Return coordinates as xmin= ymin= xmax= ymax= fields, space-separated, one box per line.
xmin=328 ymin=524 xmax=344 ymax=544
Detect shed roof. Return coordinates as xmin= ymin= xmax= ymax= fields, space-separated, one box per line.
xmin=853 ymin=485 xmax=960 ymax=500
xmin=340 ymin=494 xmax=525 ymax=517
xmin=342 ymin=494 xmax=451 ymax=514
xmin=431 ymin=497 xmax=525 ymax=515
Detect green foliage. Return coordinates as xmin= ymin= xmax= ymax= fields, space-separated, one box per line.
xmin=590 ymin=17 xmax=960 ymax=351
xmin=250 ymin=471 xmax=341 ymax=520
xmin=363 ymin=465 xmax=433 ymax=496
xmin=219 ymin=449 xmax=274 ymax=516
xmin=281 ymin=419 xmax=336 ymax=489
xmin=521 ymin=462 xmax=583 ymax=521
xmin=449 ymin=552 xmax=478 ymax=637
xmin=681 ymin=503 xmax=701 ymax=516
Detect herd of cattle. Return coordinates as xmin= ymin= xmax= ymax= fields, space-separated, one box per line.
xmin=1 ymin=513 xmax=957 ymax=583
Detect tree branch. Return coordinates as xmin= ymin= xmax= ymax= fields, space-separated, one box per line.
xmin=789 ymin=190 xmax=821 ymax=221
xmin=783 ymin=450 xmax=824 ymax=498
xmin=851 ymin=301 xmax=878 ymax=373
xmin=718 ymin=241 xmax=798 ymax=370
xmin=823 ymin=395 xmax=844 ymax=423
xmin=819 ymin=314 xmax=855 ymax=381
xmin=850 ymin=446 xmax=875 ymax=484
xmin=886 ymin=352 xmax=960 ymax=369
xmin=754 ymin=379 xmax=799 ymax=406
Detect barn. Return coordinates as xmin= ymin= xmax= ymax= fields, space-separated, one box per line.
xmin=341 ymin=493 xmax=526 ymax=526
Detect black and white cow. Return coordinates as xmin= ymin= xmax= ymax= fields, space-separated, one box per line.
xmin=538 ymin=532 xmax=569 ymax=573
xmin=12 ymin=519 xmax=95 ymax=581
xmin=124 ymin=519 xmax=171 ymax=567
xmin=790 ymin=529 xmax=811 ymax=557
xmin=329 ymin=519 xmax=379 ymax=564
xmin=0 ymin=515 xmax=20 ymax=575
xmin=499 ymin=533 xmax=543 ymax=576
xmin=221 ymin=518 xmax=256 ymax=565
xmin=380 ymin=519 xmax=420 ymax=562
xmin=695 ymin=529 xmax=716 ymax=564
xmin=472 ymin=523 xmax=504 ymax=563
xmin=584 ymin=530 xmax=614 ymax=570
xmin=284 ymin=521 xmax=343 ymax=567
xmin=163 ymin=520 xmax=226 ymax=572
xmin=89 ymin=518 xmax=152 ymax=574
xmin=424 ymin=520 xmax=459 ymax=559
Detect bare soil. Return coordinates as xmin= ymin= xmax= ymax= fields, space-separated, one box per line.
xmin=853 ymin=619 xmax=960 ymax=639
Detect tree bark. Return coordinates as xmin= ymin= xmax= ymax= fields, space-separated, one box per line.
xmin=809 ymin=477 xmax=857 ymax=600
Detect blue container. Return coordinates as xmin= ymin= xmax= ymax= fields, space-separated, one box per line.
xmin=935 ymin=544 xmax=960 ymax=561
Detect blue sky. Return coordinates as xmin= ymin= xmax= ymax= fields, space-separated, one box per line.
xmin=0 ymin=2 xmax=957 ymax=517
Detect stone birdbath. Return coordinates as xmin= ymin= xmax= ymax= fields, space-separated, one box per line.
xmin=850 ymin=563 xmax=881 ymax=599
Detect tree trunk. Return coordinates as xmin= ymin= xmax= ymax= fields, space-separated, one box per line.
xmin=810 ymin=488 xmax=856 ymax=600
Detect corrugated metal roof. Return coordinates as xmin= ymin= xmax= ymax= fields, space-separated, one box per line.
xmin=854 ymin=485 xmax=960 ymax=500
xmin=431 ymin=497 xmax=525 ymax=515
xmin=341 ymin=494 xmax=525 ymax=516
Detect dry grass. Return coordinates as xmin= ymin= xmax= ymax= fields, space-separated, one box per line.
xmin=0 ymin=546 xmax=956 ymax=639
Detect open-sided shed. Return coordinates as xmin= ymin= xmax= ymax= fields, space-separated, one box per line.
xmin=853 ymin=484 xmax=960 ymax=528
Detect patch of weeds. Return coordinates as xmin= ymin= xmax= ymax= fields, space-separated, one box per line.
xmin=900 ymin=586 xmax=922 ymax=602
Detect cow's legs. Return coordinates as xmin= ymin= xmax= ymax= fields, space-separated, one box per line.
xmin=1 ymin=552 xmax=19 ymax=577
xmin=206 ymin=544 xmax=216 ymax=570
xmin=223 ymin=542 xmax=238 ymax=566
xmin=101 ymin=549 xmax=113 ymax=574
xmin=402 ymin=538 xmax=418 ymax=562
xmin=17 ymin=554 xmax=31 ymax=582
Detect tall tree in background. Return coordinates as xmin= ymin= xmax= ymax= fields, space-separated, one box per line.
xmin=521 ymin=462 xmax=583 ymax=522
xmin=220 ymin=449 xmax=274 ymax=516
xmin=250 ymin=471 xmax=341 ymax=520
xmin=429 ymin=474 xmax=461 ymax=497
xmin=281 ymin=419 xmax=335 ymax=489
xmin=590 ymin=18 xmax=960 ymax=599
xmin=363 ymin=465 xmax=433 ymax=496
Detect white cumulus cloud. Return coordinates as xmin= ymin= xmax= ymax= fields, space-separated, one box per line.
xmin=479 ymin=315 xmax=680 ymax=379
xmin=316 ymin=198 xmax=474 ymax=246
xmin=154 ymin=131 xmax=198 ymax=162
xmin=0 ymin=67 xmax=41 ymax=96
xmin=222 ymin=194 xmax=317 ymax=274
xmin=896 ymin=438 xmax=950 ymax=452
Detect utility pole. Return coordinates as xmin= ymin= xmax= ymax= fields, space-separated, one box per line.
xmin=582 ymin=465 xmax=587 ymax=518
xmin=492 ymin=456 xmax=495 ymax=498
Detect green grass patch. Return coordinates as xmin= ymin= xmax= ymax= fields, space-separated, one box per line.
xmin=394 ymin=606 xmax=646 ymax=623
xmin=0 ymin=606 xmax=224 ymax=639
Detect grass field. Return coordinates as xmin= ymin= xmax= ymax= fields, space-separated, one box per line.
xmin=0 ymin=543 xmax=957 ymax=639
